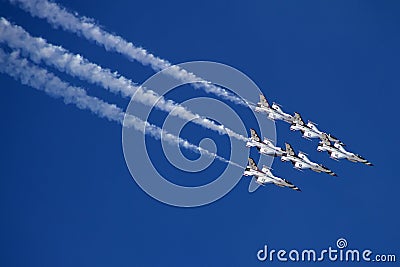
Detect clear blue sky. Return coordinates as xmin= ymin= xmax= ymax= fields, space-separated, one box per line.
xmin=0 ymin=0 xmax=399 ymax=266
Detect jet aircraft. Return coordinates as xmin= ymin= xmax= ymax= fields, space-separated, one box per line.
xmin=254 ymin=94 xmax=294 ymax=123
xmin=243 ymin=158 xmax=301 ymax=191
xmin=317 ymin=134 xmax=373 ymax=166
xmin=281 ymin=143 xmax=337 ymax=176
xmin=246 ymin=128 xmax=284 ymax=157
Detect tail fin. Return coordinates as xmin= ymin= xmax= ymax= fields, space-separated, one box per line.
xmin=246 ymin=157 xmax=259 ymax=171
xmin=258 ymin=94 xmax=270 ymax=108
xmin=293 ymin=112 xmax=305 ymax=126
xmin=319 ymin=133 xmax=331 ymax=146
xmin=250 ymin=128 xmax=262 ymax=143
xmin=284 ymin=143 xmax=295 ymax=156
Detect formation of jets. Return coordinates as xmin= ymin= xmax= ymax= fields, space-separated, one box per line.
xmin=243 ymin=94 xmax=372 ymax=192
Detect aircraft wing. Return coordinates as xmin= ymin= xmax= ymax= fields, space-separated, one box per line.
xmin=307 ymin=121 xmax=318 ymax=131
xmin=298 ymin=151 xmax=309 ymax=162
xmin=261 ymin=165 xmax=273 ymax=176
xmin=328 ymin=133 xmax=344 ymax=145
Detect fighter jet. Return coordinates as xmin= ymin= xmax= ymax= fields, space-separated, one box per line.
xmin=317 ymin=134 xmax=373 ymax=166
xmin=290 ymin=112 xmax=343 ymax=144
xmin=281 ymin=143 xmax=337 ymax=176
xmin=254 ymin=94 xmax=294 ymax=123
xmin=246 ymin=128 xmax=284 ymax=157
xmin=243 ymin=158 xmax=301 ymax=191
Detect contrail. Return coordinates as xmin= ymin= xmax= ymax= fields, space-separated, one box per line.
xmin=0 ymin=48 xmax=242 ymax=168
xmin=9 ymin=0 xmax=251 ymax=107
xmin=0 ymin=17 xmax=249 ymax=142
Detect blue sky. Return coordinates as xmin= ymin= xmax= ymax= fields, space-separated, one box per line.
xmin=0 ymin=0 xmax=399 ymax=266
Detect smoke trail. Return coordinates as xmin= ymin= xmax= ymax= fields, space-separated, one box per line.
xmin=0 ymin=17 xmax=249 ymax=142
xmin=0 ymin=48 xmax=241 ymax=168
xmin=9 ymin=0 xmax=251 ymax=106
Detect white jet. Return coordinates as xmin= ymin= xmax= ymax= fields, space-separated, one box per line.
xmin=254 ymin=94 xmax=294 ymax=123
xmin=317 ymin=133 xmax=373 ymax=166
xmin=290 ymin=112 xmax=343 ymax=144
xmin=243 ymin=158 xmax=301 ymax=191
xmin=281 ymin=143 xmax=337 ymax=176
xmin=246 ymin=128 xmax=284 ymax=157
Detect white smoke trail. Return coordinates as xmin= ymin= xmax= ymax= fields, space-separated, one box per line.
xmin=0 ymin=47 xmax=241 ymax=168
xmin=0 ymin=17 xmax=249 ymax=142
xmin=9 ymin=0 xmax=252 ymax=107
